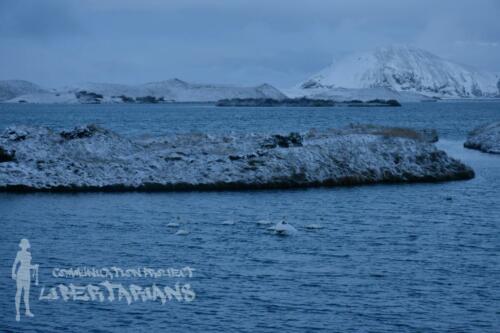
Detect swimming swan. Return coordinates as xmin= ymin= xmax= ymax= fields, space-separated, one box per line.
xmin=305 ymin=224 xmax=323 ymax=229
xmin=168 ymin=216 xmax=181 ymax=228
xmin=273 ymin=220 xmax=298 ymax=236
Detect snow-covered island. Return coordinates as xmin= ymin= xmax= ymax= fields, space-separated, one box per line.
xmin=0 ymin=124 xmax=473 ymax=192
xmin=464 ymin=122 xmax=500 ymax=154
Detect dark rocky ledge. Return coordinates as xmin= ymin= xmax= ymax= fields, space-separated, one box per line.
xmin=216 ymin=97 xmax=401 ymax=107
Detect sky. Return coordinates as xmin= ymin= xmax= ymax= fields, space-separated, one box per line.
xmin=0 ymin=0 xmax=499 ymax=88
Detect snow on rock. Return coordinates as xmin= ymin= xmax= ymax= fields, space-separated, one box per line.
xmin=57 ymin=79 xmax=286 ymax=103
xmin=464 ymin=122 xmax=500 ymax=154
xmin=286 ymin=86 xmax=435 ymax=103
xmin=0 ymin=80 xmax=47 ymax=102
xmin=2 ymin=79 xmax=286 ymax=104
xmin=138 ymin=80 xmax=286 ymax=102
xmin=6 ymin=92 xmax=79 ymax=104
xmin=0 ymin=124 xmax=474 ymax=192
xmin=294 ymin=45 xmax=499 ymax=99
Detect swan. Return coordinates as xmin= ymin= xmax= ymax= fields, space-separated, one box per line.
xmin=168 ymin=216 xmax=181 ymax=228
xmin=175 ymin=229 xmax=190 ymax=236
xmin=273 ymin=220 xmax=298 ymax=236
xmin=256 ymin=219 xmax=273 ymax=225
xmin=305 ymin=224 xmax=323 ymax=229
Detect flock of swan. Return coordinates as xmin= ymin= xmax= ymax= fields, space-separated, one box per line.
xmin=168 ymin=216 xmax=323 ymax=237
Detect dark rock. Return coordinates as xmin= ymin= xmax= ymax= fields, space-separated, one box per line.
xmin=363 ymin=99 xmax=401 ymax=107
xmin=118 ymin=95 xmax=135 ymax=103
xmin=75 ymin=90 xmax=103 ymax=104
xmin=3 ymin=129 xmax=27 ymax=141
xmin=386 ymin=99 xmax=402 ymax=107
xmin=135 ymin=96 xmax=164 ymax=104
xmin=216 ymin=97 xmax=335 ymax=107
xmin=0 ymin=147 xmax=15 ymax=162
xmin=301 ymin=80 xmax=324 ymax=89
xmin=164 ymin=155 xmax=183 ymax=161
xmin=60 ymin=124 xmax=102 ymax=140
xmin=261 ymin=132 xmax=303 ymax=149
xmin=217 ymin=97 xmax=401 ymax=107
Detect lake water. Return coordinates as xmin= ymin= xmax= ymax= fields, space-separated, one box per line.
xmin=1 ymin=102 xmax=499 ymax=332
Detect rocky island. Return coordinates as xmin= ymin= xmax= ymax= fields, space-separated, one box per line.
xmin=0 ymin=124 xmax=473 ymax=192
xmin=216 ymin=97 xmax=401 ymax=107
xmin=464 ymin=122 xmax=500 ymax=154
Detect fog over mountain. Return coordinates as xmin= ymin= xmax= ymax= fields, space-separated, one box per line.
xmin=0 ymin=0 xmax=499 ymax=88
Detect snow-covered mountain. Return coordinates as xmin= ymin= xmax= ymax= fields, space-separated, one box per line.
xmin=2 ymin=78 xmax=286 ymax=103
xmin=0 ymin=80 xmax=47 ymax=101
xmin=292 ymin=45 xmax=500 ymax=99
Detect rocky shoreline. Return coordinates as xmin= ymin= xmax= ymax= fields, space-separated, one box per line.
xmin=464 ymin=122 xmax=500 ymax=154
xmin=0 ymin=124 xmax=474 ymax=192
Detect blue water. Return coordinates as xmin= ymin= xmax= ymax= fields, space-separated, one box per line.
xmin=0 ymin=102 xmax=499 ymax=332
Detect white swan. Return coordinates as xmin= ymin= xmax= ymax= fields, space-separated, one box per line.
xmin=256 ymin=219 xmax=273 ymax=225
xmin=305 ymin=224 xmax=323 ymax=229
xmin=273 ymin=220 xmax=298 ymax=236
xmin=168 ymin=216 xmax=181 ymax=228
xmin=175 ymin=229 xmax=190 ymax=236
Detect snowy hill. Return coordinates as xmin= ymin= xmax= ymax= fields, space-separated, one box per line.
xmin=4 ymin=79 xmax=286 ymax=104
xmin=137 ymin=79 xmax=286 ymax=102
xmin=292 ymin=45 xmax=500 ymax=99
xmin=0 ymin=80 xmax=47 ymax=101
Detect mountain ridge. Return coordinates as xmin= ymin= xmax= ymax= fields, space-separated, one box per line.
xmin=294 ymin=45 xmax=500 ymax=99
xmin=0 ymin=79 xmax=286 ymax=103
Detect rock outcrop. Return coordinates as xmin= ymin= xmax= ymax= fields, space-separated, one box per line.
xmin=464 ymin=122 xmax=500 ymax=154
xmin=0 ymin=124 xmax=473 ymax=192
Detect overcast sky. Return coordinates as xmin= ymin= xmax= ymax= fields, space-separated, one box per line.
xmin=0 ymin=0 xmax=499 ymax=88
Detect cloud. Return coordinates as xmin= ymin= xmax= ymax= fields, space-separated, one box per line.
xmin=0 ymin=0 xmax=81 ymax=40
xmin=0 ymin=0 xmax=499 ymax=87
